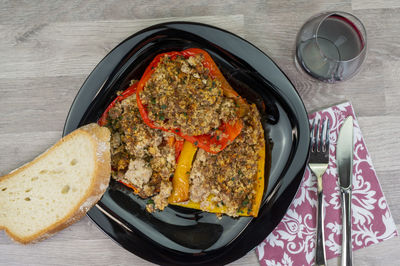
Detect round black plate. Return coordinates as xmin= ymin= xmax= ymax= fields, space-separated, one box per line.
xmin=63 ymin=22 xmax=309 ymax=266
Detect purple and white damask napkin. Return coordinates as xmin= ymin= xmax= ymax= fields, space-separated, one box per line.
xmin=256 ymin=102 xmax=398 ymax=265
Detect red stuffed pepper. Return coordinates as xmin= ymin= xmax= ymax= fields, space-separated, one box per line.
xmin=135 ymin=48 xmax=248 ymax=154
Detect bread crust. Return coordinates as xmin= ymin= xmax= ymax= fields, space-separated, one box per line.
xmin=0 ymin=123 xmax=111 ymax=244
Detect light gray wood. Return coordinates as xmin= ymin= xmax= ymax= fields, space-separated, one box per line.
xmin=1 ymin=1 xmax=399 ymax=265
xmin=0 ymin=15 xmax=245 ymax=79
xmin=352 ymin=0 xmax=400 ymax=10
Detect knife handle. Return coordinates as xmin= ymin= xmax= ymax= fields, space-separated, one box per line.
xmin=341 ymin=189 xmax=353 ymax=266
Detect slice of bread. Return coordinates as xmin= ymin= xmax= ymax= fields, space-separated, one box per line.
xmin=0 ymin=123 xmax=111 ymax=244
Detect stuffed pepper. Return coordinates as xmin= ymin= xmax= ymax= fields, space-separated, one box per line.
xmin=99 ymin=48 xmax=266 ymax=217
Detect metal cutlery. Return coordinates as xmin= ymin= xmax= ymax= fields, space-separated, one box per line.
xmin=309 ymin=118 xmax=331 ymax=266
xmin=336 ymin=116 xmax=354 ymax=266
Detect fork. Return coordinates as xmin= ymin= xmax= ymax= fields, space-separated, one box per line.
xmin=309 ymin=118 xmax=330 ymax=266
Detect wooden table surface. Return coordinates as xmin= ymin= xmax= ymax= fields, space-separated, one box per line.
xmin=1 ymin=1 xmax=399 ymax=265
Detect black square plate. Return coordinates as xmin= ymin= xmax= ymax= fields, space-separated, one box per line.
xmin=63 ymin=22 xmax=310 ymax=265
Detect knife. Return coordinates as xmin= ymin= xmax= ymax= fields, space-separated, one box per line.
xmin=336 ymin=116 xmax=354 ymax=266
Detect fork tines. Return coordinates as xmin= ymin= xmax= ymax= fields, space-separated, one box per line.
xmin=310 ymin=118 xmax=330 ymax=153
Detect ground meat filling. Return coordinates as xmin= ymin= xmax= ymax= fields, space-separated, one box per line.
xmin=139 ymin=54 xmax=239 ymax=136
xmin=189 ymin=104 xmax=264 ymax=217
xmin=105 ymin=93 xmax=175 ymax=210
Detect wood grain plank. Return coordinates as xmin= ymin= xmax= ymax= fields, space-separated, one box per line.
xmin=352 ymin=0 xmax=400 ymax=10
xmin=0 ymin=0 xmax=245 ymax=25
xmin=353 ymin=9 xmax=400 ymax=61
xmin=0 ymin=0 xmax=349 ymax=26
xmin=328 ymin=226 xmax=400 ymax=265
xmin=0 ymin=15 xmax=244 ymax=79
xmin=0 ymin=235 xmax=153 ymax=266
xmin=0 ymin=76 xmax=85 ymax=134
xmin=384 ymin=60 xmax=400 ymax=115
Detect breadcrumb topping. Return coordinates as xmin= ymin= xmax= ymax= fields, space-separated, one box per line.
xmin=140 ymin=54 xmax=238 ymax=136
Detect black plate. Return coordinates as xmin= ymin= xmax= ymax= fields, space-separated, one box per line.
xmin=63 ymin=22 xmax=310 ymax=265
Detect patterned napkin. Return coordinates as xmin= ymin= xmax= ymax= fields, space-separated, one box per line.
xmin=256 ymin=102 xmax=398 ymax=265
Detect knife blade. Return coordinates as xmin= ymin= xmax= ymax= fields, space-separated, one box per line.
xmin=336 ymin=116 xmax=354 ymax=266
xmin=337 ymin=116 xmax=354 ymax=189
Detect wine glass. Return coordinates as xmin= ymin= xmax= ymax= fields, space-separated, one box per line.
xmin=295 ymin=11 xmax=367 ymax=83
